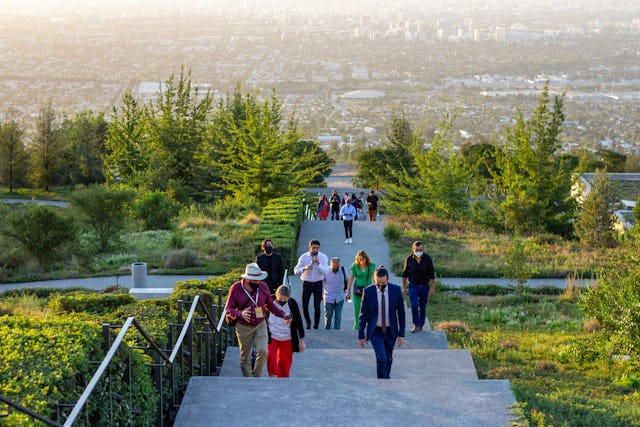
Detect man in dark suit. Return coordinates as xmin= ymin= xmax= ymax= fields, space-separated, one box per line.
xmin=358 ymin=267 xmax=405 ymax=379
xmin=255 ymin=239 xmax=285 ymax=296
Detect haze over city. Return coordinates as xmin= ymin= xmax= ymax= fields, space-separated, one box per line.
xmin=1 ymin=0 xmax=639 ymax=154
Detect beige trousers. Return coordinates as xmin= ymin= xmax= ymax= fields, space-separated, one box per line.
xmin=235 ymin=321 xmax=268 ymax=377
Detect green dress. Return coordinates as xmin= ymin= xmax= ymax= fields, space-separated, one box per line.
xmin=351 ymin=262 xmax=376 ymax=330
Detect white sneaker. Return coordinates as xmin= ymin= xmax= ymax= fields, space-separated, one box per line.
xmin=345 ymin=239 xmax=349 ymax=244
xmin=348 ymin=238 xmax=352 ymax=244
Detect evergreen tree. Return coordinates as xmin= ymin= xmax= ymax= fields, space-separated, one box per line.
xmin=104 ymin=93 xmax=149 ymax=185
xmin=147 ymin=67 xmax=213 ymax=202
xmin=575 ymin=172 xmax=618 ymax=248
xmin=492 ymin=85 xmax=575 ymax=236
xmin=0 ymin=114 xmax=28 ymax=192
xmin=60 ymin=111 xmax=108 ymax=185
xmin=386 ymin=114 xmax=471 ymax=219
xmin=29 ymin=100 xmax=63 ymax=191
xmin=211 ymin=88 xmax=331 ymax=206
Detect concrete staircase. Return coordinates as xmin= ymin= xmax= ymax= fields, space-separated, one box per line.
xmin=174 ymin=328 xmax=516 ymax=427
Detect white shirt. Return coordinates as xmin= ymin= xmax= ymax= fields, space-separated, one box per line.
xmin=269 ymin=302 xmax=292 ymax=341
xmin=376 ymin=287 xmax=390 ymax=328
xmin=294 ymin=251 xmax=328 ymax=282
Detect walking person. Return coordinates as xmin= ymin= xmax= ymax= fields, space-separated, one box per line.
xmin=358 ymin=191 xmax=366 ymax=221
xmin=358 ymin=267 xmax=405 ymax=379
xmin=225 ymin=263 xmax=291 ymax=377
xmin=401 ymin=241 xmax=436 ymax=333
xmin=339 ymin=198 xmax=357 ymax=244
xmin=346 ymin=250 xmax=376 ymax=330
xmin=329 ymin=190 xmax=341 ymax=221
xmin=255 ymin=238 xmax=285 ymax=296
xmin=317 ymin=194 xmax=329 ymax=220
xmin=366 ymin=190 xmax=379 ymax=221
xmin=267 ymin=285 xmax=305 ymax=378
xmin=320 ymin=257 xmax=348 ymax=329
xmin=294 ymin=239 xmax=328 ymax=329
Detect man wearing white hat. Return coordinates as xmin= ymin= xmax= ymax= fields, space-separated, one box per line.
xmin=226 ymin=262 xmax=291 ymax=377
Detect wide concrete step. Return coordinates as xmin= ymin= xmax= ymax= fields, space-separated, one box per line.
xmin=220 ymin=347 xmax=478 ymax=380
xmin=174 ymin=376 xmax=516 ymax=427
xmin=293 ymin=327 xmax=448 ymax=350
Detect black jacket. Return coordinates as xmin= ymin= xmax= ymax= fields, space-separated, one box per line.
xmin=256 ymin=252 xmax=285 ymax=295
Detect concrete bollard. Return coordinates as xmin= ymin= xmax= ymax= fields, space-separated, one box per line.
xmin=131 ymin=262 xmax=148 ymax=288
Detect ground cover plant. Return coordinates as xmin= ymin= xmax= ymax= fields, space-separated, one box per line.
xmin=387 ymin=214 xmax=640 ymax=426
xmin=385 ymin=214 xmax=622 ymax=278
xmin=430 ymin=284 xmax=640 ymax=426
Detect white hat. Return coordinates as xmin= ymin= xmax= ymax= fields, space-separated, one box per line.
xmin=241 ymin=262 xmax=268 ymax=281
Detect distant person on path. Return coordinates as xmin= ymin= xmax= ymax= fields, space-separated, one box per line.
xmin=341 ymin=192 xmax=350 ymax=206
xmin=267 ymin=285 xmax=305 ymax=378
xmin=346 ymin=250 xmax=376 ymax=330
xmin=366 ymin=190 xmax=379 ymax=221
xmin=339 ymin=199 xmax=357 ymax=244
xmin=358 ymin=267 xmax=405 ymax=379
xmin=320 ymin=256 xmax=348 ymax=329
xmin=358 ymin=191 xmax=366 ymax=221
xmin=225 ymin=263 xmax=291 ymax=377
xmin=294 ymin=239 xmax=328 ymax=329
xmin=255 ymin=239 xmax=285 ymax=296
xmin=401 ymin=241 xmax=435 ymax=333
xmin=330 ymin=190 xmax=341 ymax=220
xmin=317 ymin=194 xmax=329 ymax=220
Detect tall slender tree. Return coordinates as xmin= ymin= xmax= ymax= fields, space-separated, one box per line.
xmin=575 ymin=171 xmax=618 ymax=248
xmin=491 ymin=85 xmax=575 ymax=236
xmin=104 ymin=93 xmax=148 ymax=185
xmin=147 ymin=68 xmax=213 ymax=202
xmin=0 ymin=114 xmax=28 ymax=192
xmin=60 ymin=110 xmax=108 ymax=185
xmin=29 ymin=100 xmax=62 ymax=191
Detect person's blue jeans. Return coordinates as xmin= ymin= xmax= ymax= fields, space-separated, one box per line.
xmin=324 ymin=299 xmax=344 ymax=329
xmin=408 ymin=283 xmax=430 ymax=328
xmin=369 ymin=327 xmax=396 ymax=379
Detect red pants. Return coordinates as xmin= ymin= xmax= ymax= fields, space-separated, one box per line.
xmin=267 ymin=338 xmax=293 ymax=378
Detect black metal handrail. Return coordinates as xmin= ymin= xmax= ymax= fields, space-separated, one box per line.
xmin=0 ymin=290 xmax=236 ymax=426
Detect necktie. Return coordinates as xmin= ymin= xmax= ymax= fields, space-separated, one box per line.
xmin=381 ymin=289 xmax=387 ymax=333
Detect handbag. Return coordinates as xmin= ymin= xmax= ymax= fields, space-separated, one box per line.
xmin=353 ymin=265 xmax=369 ymax=297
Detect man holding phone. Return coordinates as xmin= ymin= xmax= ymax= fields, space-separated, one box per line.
xmin=294 ymin=239 xmax=328 ymax=329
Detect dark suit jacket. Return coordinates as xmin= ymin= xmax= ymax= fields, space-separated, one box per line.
xmin=256 ymin=252 xmax=285 ymax=294
xmin=358 ymin=283 xmax=406 ymax=341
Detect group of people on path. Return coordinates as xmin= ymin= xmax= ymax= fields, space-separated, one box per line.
xmin=225 ymin=236 xmax=435 ymax=380
xmin=316 ymin=190 xmax=380 ymax=245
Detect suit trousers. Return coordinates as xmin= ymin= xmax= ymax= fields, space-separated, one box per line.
xmin=369 ymin=327 xmax=396 ymax=379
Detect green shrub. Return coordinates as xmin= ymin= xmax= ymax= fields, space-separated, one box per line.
xmin=49 ymin=291 xmax=137 ymax=315
xmin=1 ymin=204 xmax=77 ymax=268
xmin=0 ymin=315 xmax=157 ymax=426
xmin=69 ymin=185 xmax=135 ymax=252
xmin=134 ymin=191 xmax=180 ymax=231
xmin=383 ymin=224 xmax=401 ymax=241
xmin=168 ymin=231 xmax=186 ymax=249
xmin=163 ymin=249 xmax=198 ymax=269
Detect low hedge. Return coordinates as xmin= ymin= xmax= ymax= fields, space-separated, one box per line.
xmin=48 ymin=291 xmax=137 ymax=315
xmin=0 ymin=315 xmax=157 ymax=426
xmin=254 ymin=196 xmax=304 ymax=269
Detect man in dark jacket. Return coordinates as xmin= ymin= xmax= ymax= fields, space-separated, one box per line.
xmin=255 ymin=239 xmax=285 ymax=296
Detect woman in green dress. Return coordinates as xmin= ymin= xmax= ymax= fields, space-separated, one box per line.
xmin=346 ymin=250 xmax=376 ymax=330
